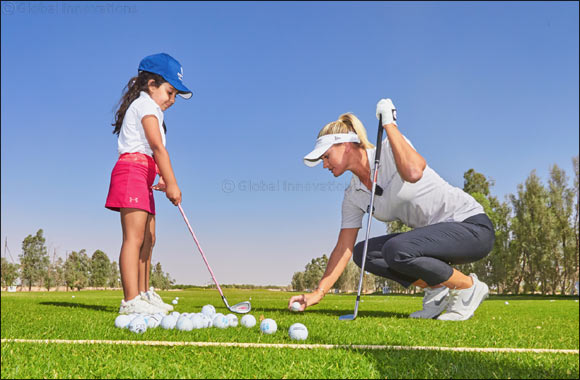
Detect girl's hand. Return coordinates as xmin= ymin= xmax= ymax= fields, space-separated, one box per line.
xmin=152 ymin=176 xmax=166 ymax=192
xmin=165 ymin=183 xmax=182 ymax=206
xmin=288 ymin=291 xmax=324 ymax=312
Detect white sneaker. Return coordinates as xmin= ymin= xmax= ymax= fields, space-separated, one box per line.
xmin=437 ymin=274 xmax=489 ymax=321
xmin=141 ymin=287 xmax=174 ymax=312
xmin=119 ymin=295 xmax=168 ymax=315
xmin=409 ymin=286 xmax=449 ymax=319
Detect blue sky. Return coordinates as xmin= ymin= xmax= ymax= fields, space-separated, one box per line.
xmin=1 ymin=2 xmax=578 ymax=286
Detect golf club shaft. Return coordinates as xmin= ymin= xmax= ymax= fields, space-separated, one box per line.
xmin=352 ymin=114 xmax=384 ymax=317
xmin=178 ymin=203 xmax=225 ymax=298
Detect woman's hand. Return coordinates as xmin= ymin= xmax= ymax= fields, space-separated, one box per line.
xmin=376 ymin=98 xmax=397 ymax=126
xmin=152 ymin=176 xmax=166 ymax=192
xmin=288 ymin=291 xmax=324 ymax=312
xmin=165 ymin=183 xmax=182 ymax=206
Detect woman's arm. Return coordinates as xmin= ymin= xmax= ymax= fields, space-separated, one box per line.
xmin=142 ymin=115 xmax=181 ymax=205
xmin=288 ymin=228 xmax=359 ymax=311
xmin=384 ymin=123 xmax=426 ymax=183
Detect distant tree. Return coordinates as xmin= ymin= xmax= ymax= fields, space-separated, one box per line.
xmin=109 ymin=261 xmax=120 ymax=288
xmin=303 ymin=255 xmax=328 ymax=290
xmin=1 ymin=258 xmax=20 ymax=290
xmin=547 ymin=164 xmax=575 ymax=294
xmin=44 ymin=260 xmax=57 ymax=291
xmin=386 ymin=221 xmax=412 ymax=234
xmin=572 ymin=156 xmax=579 ymax=292
xmin=291 ymin=271 xmax=305 ymax=291
xmin=334 ymin=260 xmax=358 ymax=292
xmin=510 ymin=171 xmax=557 ymax=294
xmin=464 ymin=168 xmax=492 ymax=197
xmin=19 ymin=229 xmax=50 ymax=291
xmin=150 ymin=262 xmax=173 ymax=290
xmin=64 ymin=250 xmax=90 ymax=291
xmin=90 ymin=250 xmax=111 ymax=288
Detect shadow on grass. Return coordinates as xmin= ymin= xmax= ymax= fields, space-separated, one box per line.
xmin=360 ymin=348 xmax=578 ymax=379
xmin=39 ymin=301 xmax=116 ymax=312
xmin=253 ymin=306 xmax=409 ymax=319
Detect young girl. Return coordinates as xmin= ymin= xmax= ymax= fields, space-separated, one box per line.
xmin=105 ymin=53 xmax=192 ymax=315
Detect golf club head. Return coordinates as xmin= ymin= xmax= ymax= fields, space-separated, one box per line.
xmin=229 ymin=301 xmax=251 ymax=314
xmin=339 ymin=313 xmax=356 ymax=321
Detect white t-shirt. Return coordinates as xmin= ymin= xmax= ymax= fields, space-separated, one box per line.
xmin=117 ymin=91 xmax=165 ymax=156
xmin=341 ymin=135 xmax=484 ymax=229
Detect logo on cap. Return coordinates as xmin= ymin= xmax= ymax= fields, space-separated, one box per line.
xmin=177 ymin=67 xmax=183 ymax=82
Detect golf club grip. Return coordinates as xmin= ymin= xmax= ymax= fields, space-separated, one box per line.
xmin=375 ymin=114 xmax=384 ymax=164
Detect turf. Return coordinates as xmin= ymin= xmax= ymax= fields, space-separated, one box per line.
xmin=1 ymin=289 xmax=578 ymax=379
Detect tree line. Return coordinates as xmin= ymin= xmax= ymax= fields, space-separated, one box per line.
xmin=0 ymin=229 xmax=174 ymax=291
xmin=292 ymin=157 xmax=579 ymax=296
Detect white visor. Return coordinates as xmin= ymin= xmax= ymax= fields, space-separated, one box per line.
xmin=303 ymin=133 xmax=361 ymax=167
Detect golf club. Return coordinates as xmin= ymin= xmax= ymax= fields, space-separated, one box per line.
xmin=339 ymin=114 xmax=384 ymax=321
xmin=178 ymin=203 xmax=251 ymax=314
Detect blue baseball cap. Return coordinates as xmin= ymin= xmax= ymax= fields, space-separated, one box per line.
xmin=138 ymin=53 xmax=192 ymax=99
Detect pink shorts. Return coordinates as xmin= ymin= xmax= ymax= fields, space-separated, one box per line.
xmin=105 ymin=153 xmax=157 ymax=214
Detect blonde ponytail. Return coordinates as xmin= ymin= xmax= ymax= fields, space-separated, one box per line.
xmin=317 ymin=113 xmax=374 ymax=149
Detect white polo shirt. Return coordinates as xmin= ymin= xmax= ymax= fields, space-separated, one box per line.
xmin=118 ymin=91 xmax=165 ymax=156
xmin=341 ymin=135 xmax=484 ymax=229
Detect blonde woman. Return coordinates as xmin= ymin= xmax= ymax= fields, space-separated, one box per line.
xmin=288 ymin=99 xmax=495 ymax=321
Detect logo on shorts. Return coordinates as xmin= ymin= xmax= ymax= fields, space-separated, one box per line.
xmin=129 ymin=197 xmax=139 ymax=203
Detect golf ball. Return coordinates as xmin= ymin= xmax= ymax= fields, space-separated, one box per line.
xmin=114 ymin=314 xmax=132 ymax=329
xmin=176 ymin=316 xmax=194 ymax=331
xmin=128 ymin=316 xmax=147 ymax=334
xmin=226 ymin=314 xmax=238 ymax=327
xmin=202 ymin=314 xmax=213 ymax=328
xmin=175 ymin=297 xmax=179 ymax=300
xmin=241 ymin=314 xmax=256 ymax=328
xmin=260 ymin=318 xmax=277 ymax=334
xmin=213 ymin=314 xmax=229 ymax=329
xmin=201 ymin=304 xmax=216 ymax=317
xmin=190 ymin=314 xmax=204 ymax=329
xmin=146 ymin=314 xmax=162 ymax=328
xmin=171 ymin=311 xmax=180 ymax=318
xmin=172 ymin=299 xmax=178 ymax=305
xmin=288 ymin=323 xmax=308 ymax=341
xmin=160 ymin=315 xmax=177 ymax=330
xmin=291 ymin=301 xmax=302 ymax=312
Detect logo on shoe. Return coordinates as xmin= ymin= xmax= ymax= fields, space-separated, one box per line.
xmin=433 ymin=297 xmax=445 ymax=306
xmin=462 ymin=288 xmax=477 ymax=307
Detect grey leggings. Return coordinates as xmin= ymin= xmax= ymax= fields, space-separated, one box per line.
xmin=352 ymin=213 xmax=495 ymax=288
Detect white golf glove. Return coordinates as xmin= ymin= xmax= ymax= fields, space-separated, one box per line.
xmin=376 ymin=98 xmax=397 ymax=126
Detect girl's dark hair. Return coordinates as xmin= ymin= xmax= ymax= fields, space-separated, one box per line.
xmin=112 ymin=71 xmax=167 ymax=135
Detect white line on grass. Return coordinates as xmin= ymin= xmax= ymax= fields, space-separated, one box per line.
xmin=1 ymin=339 xmax=578 ymax=354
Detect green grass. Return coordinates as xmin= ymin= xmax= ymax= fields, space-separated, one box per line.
xmin=2 ymin=289 xmax=578 ymax=379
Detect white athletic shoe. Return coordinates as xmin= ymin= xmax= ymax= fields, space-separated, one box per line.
xmin=141 ymin=287 xmax=174 ymax=312
xmin=437 ymin=274 xmax=489 ymax=321
xmin=409 ymin=286 xmax=449 ymax=319
xmin=119 ymin=295 xmax=167 ymax=315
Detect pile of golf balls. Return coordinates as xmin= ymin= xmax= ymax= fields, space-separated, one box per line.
xmin=113 ymin=303 xmax=308 ymax=340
